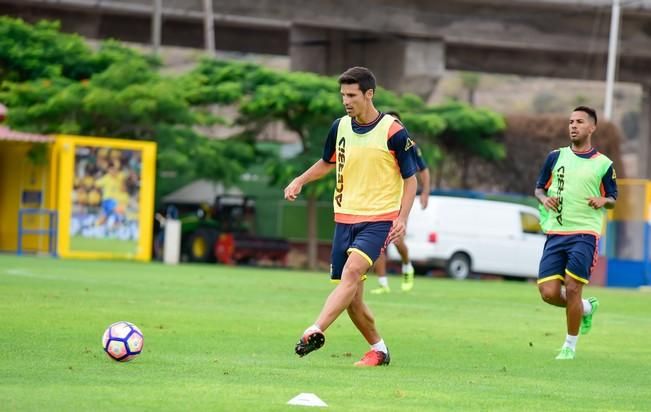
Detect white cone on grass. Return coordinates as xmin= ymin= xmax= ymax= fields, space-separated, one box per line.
xmin=287 ymin=393 xmax=328 ymax=407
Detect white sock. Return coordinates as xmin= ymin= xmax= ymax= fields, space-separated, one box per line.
xmin=402 ymin=262 xmax=414 ymax=273
xmin=303 ymin=324 xmax=322 ymax=335
xmin=371 ymin=339 xmax=388 ymax=354
xmin=563 ymin=334 xmax=578 ymax=350
xmin=378 ymin=276 xmax=389 ymax=288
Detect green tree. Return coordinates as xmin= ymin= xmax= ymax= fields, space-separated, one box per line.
xmin=424 ymin=102 xmax=506 ymax=188
xmin=0 ymin=44 xmax=256 ymax=204
xmin=0 ymin=17 xmax=158 ymax=82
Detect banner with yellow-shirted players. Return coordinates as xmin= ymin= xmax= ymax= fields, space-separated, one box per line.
xmin=53 ymin=135 xmax=156 ymax=261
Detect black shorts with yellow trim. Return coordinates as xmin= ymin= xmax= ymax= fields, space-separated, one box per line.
xmin=537 ymin=234 xmax=598 ymax=285
xmin=330 ymin=221 xmax=392 ymax=282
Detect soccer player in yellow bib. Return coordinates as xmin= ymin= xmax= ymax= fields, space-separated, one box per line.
xmin=284 ymin=67 xmax=418 ymax=366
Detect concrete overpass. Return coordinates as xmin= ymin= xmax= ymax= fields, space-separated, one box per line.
xmin=2 ymin=0 xmax=651 ymax=177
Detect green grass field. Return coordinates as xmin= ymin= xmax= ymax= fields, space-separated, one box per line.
xmin=1 ymin=255 xmax=649 ymax=411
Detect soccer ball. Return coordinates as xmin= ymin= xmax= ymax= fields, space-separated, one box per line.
xmin=102 ymin=321 xmax=144 ymax=362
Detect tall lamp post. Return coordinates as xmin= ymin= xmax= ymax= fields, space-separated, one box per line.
xmin=604 ymin=0 xmax=621 ymax=121
xmin=151 ymin=0 xmax=162 ymax=54
xmin=203 ymin=0 xmax=215 ymax=55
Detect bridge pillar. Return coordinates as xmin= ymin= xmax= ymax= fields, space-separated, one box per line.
xmin=289 ymin=24 xmax=444 ymax=99
xmin=640 ymin=83 xmax=651 ymax=179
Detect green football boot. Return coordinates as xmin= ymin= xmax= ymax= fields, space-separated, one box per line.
xmin=555 ymin=346 xmax=576 ymax=360
xmin=401 ymin=267 xmax=415 ymax=292
xmin=580 ymin=297 xmax=599 ymax=335
xmin=370 ymin=285 xmax=391 ymax=295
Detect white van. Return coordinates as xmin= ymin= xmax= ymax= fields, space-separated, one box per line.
xmin=388 ymin=195 xmax=546 ymax=279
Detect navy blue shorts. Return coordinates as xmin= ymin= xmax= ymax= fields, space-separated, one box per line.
xmin=330 ymin=221 xmax=392 ymax=281
xmin=538 ymin=234 xmax=598 ymax=285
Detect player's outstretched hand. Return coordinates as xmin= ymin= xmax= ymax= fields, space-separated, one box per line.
xmin=388 ymin=218 xmax=407 ymax=243
xmin=284 ymin=178 xmax=302 ymax=201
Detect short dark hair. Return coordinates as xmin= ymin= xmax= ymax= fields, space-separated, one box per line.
xmin=385 ymin=110 xmax=402 ymax=121
xmin=338 ymin=66 xmax=376 ymax=94
xmin=573 ymin=106 xmax=597 ymax=124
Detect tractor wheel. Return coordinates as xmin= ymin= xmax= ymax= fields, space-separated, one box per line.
xmin=186 ymin=228 xmax=219 ymax=262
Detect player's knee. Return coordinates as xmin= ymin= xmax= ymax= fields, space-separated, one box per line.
xmin=339 ymin=271 xmax=362 ymax=289
xmin=565 ymin=281 xmax=582 ymax=299
xmin=538 ymin=284 xmax=558 ymax=303
xmin=341 ymin=265 xmax=369 ymax=285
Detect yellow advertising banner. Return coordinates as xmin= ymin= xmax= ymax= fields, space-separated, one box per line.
xmin=54 ymin=135 xmax=156 ymax=261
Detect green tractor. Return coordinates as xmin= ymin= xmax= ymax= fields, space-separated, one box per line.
xmin=154 ymin=195 xmax=289 ymax=264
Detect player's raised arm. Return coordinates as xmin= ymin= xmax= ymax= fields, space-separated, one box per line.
xmin=284 ymin=118 xmax=339 ymax=201
xmin=284 ymin=159 xmax=335 ymax=201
